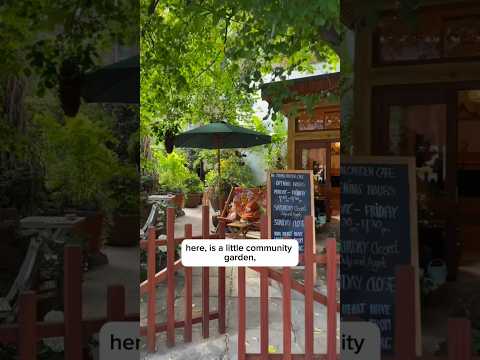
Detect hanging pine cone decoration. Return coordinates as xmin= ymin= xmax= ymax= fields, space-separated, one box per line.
xmin=58 ymin=59 xmax=82 ymax=117
xmin=164 ymin=129 xmax=175 ymax=153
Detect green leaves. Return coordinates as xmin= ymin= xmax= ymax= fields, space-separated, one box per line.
xmin=35 ymin=111 xmax=119 ymax=209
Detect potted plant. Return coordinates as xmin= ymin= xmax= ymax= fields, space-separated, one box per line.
xmin=157 ymin=151 xmax=190 ymax=209
xmin=184 ymin=173 xmax=204 ymax=208
xmin=205 ymin=155 xmax=255 ymax=211
xmin=36 ymin=112 xmax=118 ymax=257
xmin=106 ymin=166 xmax=139 ymax=247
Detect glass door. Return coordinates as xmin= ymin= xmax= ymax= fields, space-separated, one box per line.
xmin=295 ymin=140 xmax=341 ymax=222
xmin=457 ymin=89 xmax=480 ymax=254
xmin=373 ymin=86 xmax=458 ymax=279
xmin=295 ymin=141 xmax=330 ymax=191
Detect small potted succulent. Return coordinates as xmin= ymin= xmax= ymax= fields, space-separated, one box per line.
xmin=184 ymin=173 xmax=204 ymax=208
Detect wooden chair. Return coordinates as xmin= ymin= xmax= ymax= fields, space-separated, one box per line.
xmin=217 ymin=187 xmax=267 ymax=236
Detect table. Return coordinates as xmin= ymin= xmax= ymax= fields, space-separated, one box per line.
xmin=226 ymin=221 xmax=252 ymax=239
xmin=148 ymin=195 xmax=175 ymax=205
xmin=20 ymin=216 xmax=85 ymax=243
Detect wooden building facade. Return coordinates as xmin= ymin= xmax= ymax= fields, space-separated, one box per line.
xmin=343 ymin=0 xmax=480 ymax=279
xmin=262 ymin=72 xmax=341 ymax=219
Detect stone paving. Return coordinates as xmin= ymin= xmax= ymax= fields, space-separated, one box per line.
xmin=140 ymin=207 xmax=340 ymax=359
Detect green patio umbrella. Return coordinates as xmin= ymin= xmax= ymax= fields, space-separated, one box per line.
xmin=81 ymin=55 xmax=139 ymax=104
xmin=174 ymin=121 xmax=271 ymax=207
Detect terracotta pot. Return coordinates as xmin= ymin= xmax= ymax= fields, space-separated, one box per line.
xmin=208 ymin=189 xmax=229 ymax=212
xmin=171 ymin=193 xmax=185 ymax=209
xmin=71 ymin=211 xmax=104 ymax=254
xmin=185 ymin=193 xmax=202 ymax=208
xmin=109 ymin=214 xmax=139 ymax=247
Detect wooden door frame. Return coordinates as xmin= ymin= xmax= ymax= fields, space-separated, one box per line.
xmin=294 ymin=139 xmax=340 ymax=189
xmin=371 ymin=81 xmax=480 ymax=280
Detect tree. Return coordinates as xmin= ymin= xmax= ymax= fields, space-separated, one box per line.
xmin=140 ymin=0 xmax=341 ymax=167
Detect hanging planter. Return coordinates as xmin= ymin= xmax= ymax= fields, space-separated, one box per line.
xmin=58 ymin=59 xmax=82 ymax=117
xmin=164 ymin=129 xmax=175 ymax=153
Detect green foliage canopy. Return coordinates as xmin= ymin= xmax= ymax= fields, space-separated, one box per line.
xmin=140 ymin=0 xmax=341 ymax=147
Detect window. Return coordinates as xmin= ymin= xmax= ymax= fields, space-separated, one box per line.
xmin=374 ymin=7 xmax=480 ymax=65
xmin=295 ymin=108 xmax=340 ymax=132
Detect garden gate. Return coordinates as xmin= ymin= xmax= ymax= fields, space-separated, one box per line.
xmin=141 ymin=205 xmax=340 ymax=358
xmin=237 ymin=215 xmax=339 ymax=359
xmin=140 ymin=206 xmax=227 ymax=352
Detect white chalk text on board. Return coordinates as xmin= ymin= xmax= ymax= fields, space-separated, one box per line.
xmin=340 ymin=157 xmax=420 ymax=354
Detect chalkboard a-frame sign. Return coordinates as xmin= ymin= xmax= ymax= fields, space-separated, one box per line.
xmin=267 ymin=170 xmax=315 ymax=254
xmin=340 ymin=156 xmax=421 ymax=355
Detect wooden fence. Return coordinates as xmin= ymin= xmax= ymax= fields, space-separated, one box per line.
xmin=386 ymin=265 xmax=479 ymax=360
xmin=237 ymin=215 xmax=340 ymax=360
xmin=0 ymin=245 xmax=139 ymax=360
xmin=140 ymin=205 xmax=340 ymax=358
xmin=140 ymin=203 xmax=479 ymax=359
xmin=139 ymin=206 xmax=227 ymax=352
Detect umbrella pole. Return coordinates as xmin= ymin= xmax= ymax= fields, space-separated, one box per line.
xmin=217 ymin=148 xmax=225 ymax=211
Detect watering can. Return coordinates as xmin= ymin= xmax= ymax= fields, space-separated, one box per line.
xmin=427 ymin=259 xmax=447 ymax=286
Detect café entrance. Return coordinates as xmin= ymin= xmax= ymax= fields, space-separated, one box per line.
xmin=372 ymin=82 xmax=480 ymax=280
xmin=295 ymin=139 xmax=340 ymax=222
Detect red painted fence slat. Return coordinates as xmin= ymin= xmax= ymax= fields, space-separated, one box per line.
xmin=239 ymin=266 xmax=247 ymax=360
xmin=202 ymin=205 xmax=210 ymax=339
xmin=326 ymin=238 xmax=337 ymax=360
xmin=166 ymin=207 xmax=176 ymax=347
xmin=260 ymin=268 xmax=269 ymax=358
xmin=304 ymin=216 xmax=315 ymax=358
xmin=147 ymin=226 xmax=157 ymax=352
xmin=260 ymin=216 xmax=269 ymax=358
xmin=283 ymin=267 xmax=292 ymax=360
xmin=448 ymin=318 xmax=472 ymax=360
xmin=395 ymin=266 xmax=416 ymax=359
xmin=218 ymin=220 xmax=226 ymax=334
xmin=184 ymin=223 xmax=193 ymax=343
xmin=18 ymin=291 xmax=36 ymax=360
xmin=64 ymin=245 xmax=83 ymax=360
xmin=107 ymin=285 xmax=125 ymax=321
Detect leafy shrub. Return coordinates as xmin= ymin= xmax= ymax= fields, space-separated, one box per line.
xmin=36 ymin=113 xmax=119 ymax=210
xmin=156 ymin=151 xmax=191 ymax=193
xmin=205 ymin=155 xmax=255 ymax=191
xmin=185 ymin=172 xmax=204 ymax=193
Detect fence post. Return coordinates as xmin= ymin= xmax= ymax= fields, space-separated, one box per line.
xmin=18 ymin=291 xmax=37 ymax=360
xmin=282 ymin=267 xmax=292 ymax=360
xmin=260 ymin=215 xmax=269 ymax=357
xmin=202 ymin=205 xmax=210 ymax=338
xmin=394 ymin=265 xmax=416 ymax=360
xmin=166 ymin=207 xmax=176 ymax=347
xmin=184 ymin=223 xmax=193 ymax=343
xmin=304 ymin=216 xmax=314 ymax=359
xmin=107 ymin=285 xmax=125 ymax=321
xmin=448 ymin=318 xmax=471 ymax=360
xmin=218 ymin=219 xmax=226 ymax=334
xmin=64 ymin=245 xmax=83 ymax=360
xmin=238 ymin=266 xmax=246 ymax=360
xmin=147 ymin=226 xmax=156 ymax=352
xmin=326 ymin=238 xmax=337 ymax=360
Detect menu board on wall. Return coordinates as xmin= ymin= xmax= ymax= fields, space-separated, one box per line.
xmin=340 ymin=157 xmax=420 ymax=354
xmin=267 ymin=170 xmax=314 ymax=253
